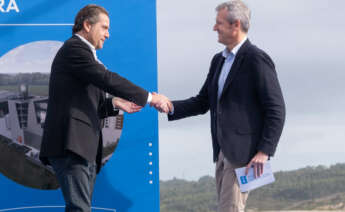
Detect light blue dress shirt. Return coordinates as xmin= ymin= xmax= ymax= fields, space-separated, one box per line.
xmin=217 ymin=37 xmax=247 ymax=100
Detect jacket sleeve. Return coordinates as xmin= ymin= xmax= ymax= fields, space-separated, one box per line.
xmin=61 ymin=42 xmax=149 ymax=107
xmin=251 ymin=52 xmax=286 ymax=156
xmin=168 ymin=54 xmax=220 ymax=121
xmin=98 ymin=94 xmax=119 ymax=119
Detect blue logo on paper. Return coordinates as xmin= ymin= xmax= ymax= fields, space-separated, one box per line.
xmin=240 ymin=176 xmax=248 ymax=184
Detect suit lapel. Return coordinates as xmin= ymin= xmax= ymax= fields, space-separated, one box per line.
xmin=211 ymin=56 xmax=225 ymax=105
xmin=219 ymin=39 xmax=251 ymax=100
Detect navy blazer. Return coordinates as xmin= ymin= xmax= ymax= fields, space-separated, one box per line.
xmin=168 ymin=40 xmax=285 ymax=166
xmin=40 ymin=35 xmax=148 ymax=172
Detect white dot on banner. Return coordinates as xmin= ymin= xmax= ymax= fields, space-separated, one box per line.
xmin=149 ymin=180 xmax=153 ymax=184
xmin=148 ymin=142 xmax=152 ymax=147
xmin=149 ymin=162 xmax=152 ymax=165
xmin=149 ymin=152 xmax=152 ymax=156
xmin=149 ymin=171 xmax=153 ymax=175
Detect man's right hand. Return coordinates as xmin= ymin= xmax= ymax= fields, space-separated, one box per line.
xmin=150 ymin=92 xmax=173 ymax=113
xmin=245 ymin=151 xmax=269 ymax=178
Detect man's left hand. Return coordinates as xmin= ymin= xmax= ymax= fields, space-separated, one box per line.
xmin=112 ymin=97 xmax=142 ymax=113
xmin=245 ymin=151 xmax=268 ymax=178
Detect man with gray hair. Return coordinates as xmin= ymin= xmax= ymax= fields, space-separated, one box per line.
xmin=162 ymin=0 xmax=286 ymax=211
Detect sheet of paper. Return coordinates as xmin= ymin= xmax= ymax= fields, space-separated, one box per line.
xmin=235 ymin=162 xmax=275 ymax=192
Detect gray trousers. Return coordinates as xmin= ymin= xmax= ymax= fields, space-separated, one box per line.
xmin=49 ymin=152 xmax=97 ymax=212
xmin=216 ymin=151 xmax=249 ymax=212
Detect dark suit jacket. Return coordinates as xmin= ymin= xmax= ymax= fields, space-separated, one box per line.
xmin=168 ymin=39 xmax=285 ymax=167
xmin=40 ymin=35 xmax=148 ymax=172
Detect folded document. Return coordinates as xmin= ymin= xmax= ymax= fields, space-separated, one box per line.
xmin=235 ymin=162 xmax=275 ymax=192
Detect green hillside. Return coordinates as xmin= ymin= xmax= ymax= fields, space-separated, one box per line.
xmin=160 ymin=163 xmax=345 ymax=211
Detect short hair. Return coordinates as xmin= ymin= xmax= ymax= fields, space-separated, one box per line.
xmin=216 ymin=0 xmax=251 ymax=33
xmin=72 ymin=4 xmax=109 ymax=34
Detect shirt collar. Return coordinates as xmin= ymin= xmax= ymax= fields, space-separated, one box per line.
xmin=75 ymin=34 xmax=97 ymax=55
xmin=222 ymin=36 xmax=248 ymax=58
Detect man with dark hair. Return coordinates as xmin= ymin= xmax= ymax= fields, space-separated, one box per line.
xmin=72 ymin=4 xmax=109 ymax=35
xmin=39 ymin=4 xmax=169 ymax=212
xmin=156 ymin=0 xmax=286 ymax=211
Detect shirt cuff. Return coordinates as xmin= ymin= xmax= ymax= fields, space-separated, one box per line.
xmin=111 ymin=97 xmax=118 ymax=110
xmin=168 ymin=104 xmax=174 ymax=115
xmin=147 ymin=92 xmax=152 ymax=104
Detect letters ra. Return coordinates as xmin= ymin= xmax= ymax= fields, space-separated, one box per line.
xmin=0 ymin=0 xmax=19 ymax=13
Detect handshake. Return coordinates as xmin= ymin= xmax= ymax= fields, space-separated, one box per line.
xmin=150 ymin=92 xmax=173 ymax=114
xmin=112 ymin=92 xmax=173 ymax=114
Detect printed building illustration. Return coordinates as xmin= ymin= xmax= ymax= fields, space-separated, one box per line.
xmin=0 ymin=84 xmax=124 ymax=190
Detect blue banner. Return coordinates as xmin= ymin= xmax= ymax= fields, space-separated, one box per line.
xmin=0 ymin=1 xmax=159 ymax=211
